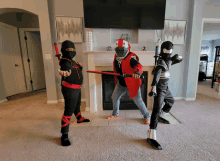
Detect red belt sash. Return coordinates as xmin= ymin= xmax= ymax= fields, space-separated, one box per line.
xmin=62 ymin=81 xmax=82 ymax=89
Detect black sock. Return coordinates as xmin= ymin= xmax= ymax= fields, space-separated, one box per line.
xmin=61 ymin=133 xmax=71 ymax=146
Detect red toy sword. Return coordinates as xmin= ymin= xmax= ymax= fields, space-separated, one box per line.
xmin=54 ymin=43 xmax=61 ymax=60
xmin=86 ymin=70 xmax=144 ymax=79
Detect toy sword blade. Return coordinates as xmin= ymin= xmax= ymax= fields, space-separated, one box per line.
xmin=154 ymin=39 xmax=161 ymax=65
xmin=86 ymin=70 xmax=144 ymax=79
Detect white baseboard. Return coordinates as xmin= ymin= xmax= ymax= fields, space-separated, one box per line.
xmin=174 ymin=97 xmax=184 ymax=100
xmin=173 ymin=97 xmax=196 ymax=101
xmin=85 ymin=107 xmax=90 ymax=112
xmin=47 ymin=100 xmax=58 ymax=104
xmin=185 ymin=98 xmax=196 ymax=101
xmin=81 ymin=98 xmax=87 ymax=102
xmin=58 ymin=99 xmax=64 ymax=102
xmin=58 ymin=99 xmax=87 ymax=103
xmin=0 ymin=99 xmax=8 ymax=104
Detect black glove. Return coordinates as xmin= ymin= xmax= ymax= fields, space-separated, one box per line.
xmin=148 ymin=86 xmax=157 ymax=97
xmin=171 ymin=54 xmax=179 ymax=61
xmin=148 ymin=92 xmax=156 ymax=97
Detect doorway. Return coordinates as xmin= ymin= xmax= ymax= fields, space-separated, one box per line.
xmin=18 ymin=28 xmax=46 ymax=93
xmin=24 ymin=31 xmax=46 ymax=91
xmin=197 ymin=18 xmax=220 ymax=99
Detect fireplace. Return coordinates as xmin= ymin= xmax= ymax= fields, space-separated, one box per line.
xmin=102 ymin=71 xmax=148 ymax=110
xmin=83 ymin=51 xmax=155 ymax=113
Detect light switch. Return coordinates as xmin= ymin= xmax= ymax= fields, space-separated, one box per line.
xmin=45 ymin=54 xmax=52 ymax=60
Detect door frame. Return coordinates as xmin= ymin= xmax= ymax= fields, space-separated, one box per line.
xmin=18 ymin=28 xmax=40 ymax=92
xmin=199 ymin=18 xmax=220 ymax=97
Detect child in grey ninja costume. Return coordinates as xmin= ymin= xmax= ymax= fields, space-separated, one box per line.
xmin=147 ymin=41 xmax=183 ymax=150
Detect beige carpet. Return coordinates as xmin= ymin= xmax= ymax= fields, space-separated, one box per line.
xmin=197 ymin=79 xmax=220 ymax=99
xmin=0 ymin=89 xmax=220 ymax=161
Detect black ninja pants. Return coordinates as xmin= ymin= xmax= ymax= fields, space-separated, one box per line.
xmin=61 ymin=86 xmax=81 ymax=134
xmin=150 ymin=86 xmax=174 ymax=129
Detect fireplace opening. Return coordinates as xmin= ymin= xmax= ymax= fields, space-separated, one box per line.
xmin=102 ymin=71 xmax=148 ymax=110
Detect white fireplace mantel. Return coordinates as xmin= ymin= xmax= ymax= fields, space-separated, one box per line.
xmin=83 ymin=51 xmax=155 ymax=113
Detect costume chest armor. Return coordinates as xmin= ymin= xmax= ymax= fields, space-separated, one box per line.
xmin=155 ymin=59 xmax=172 ymax=79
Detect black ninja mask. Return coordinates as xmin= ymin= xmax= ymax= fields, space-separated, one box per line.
xmin=115 ymin=39 xmax=129 ymax=57
xmin=61 ymin=40 xmax=76 ymax=60
xmin=159 ymin=41 xmax=173 ymax=61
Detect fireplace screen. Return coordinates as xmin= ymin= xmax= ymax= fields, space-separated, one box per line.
xmin=102 ymin=71 xmax=148 ymax=110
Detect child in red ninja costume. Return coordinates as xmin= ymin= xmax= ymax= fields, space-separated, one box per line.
xmin=58 ymin=40 xmax=90 ymax=146
xmin=108 ymin=39 xmax=150 ymax=124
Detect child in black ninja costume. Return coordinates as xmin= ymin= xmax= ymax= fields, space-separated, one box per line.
xmin=58 ymin=40 xmax=90 ymax=146
xmin=147 ymin=41 xmax=183 ymax=150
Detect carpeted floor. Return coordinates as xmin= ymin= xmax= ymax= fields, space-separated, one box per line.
xmin=197 ymin=79 xmax=220 ymax=99
xmin=0 ymin=87 xmax=220 ymax=161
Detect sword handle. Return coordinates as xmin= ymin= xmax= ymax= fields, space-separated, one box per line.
xmin=122 ymin=74 xmax=145 ymax=79
xmin=54 ymin=43 xmax=61 ymax=60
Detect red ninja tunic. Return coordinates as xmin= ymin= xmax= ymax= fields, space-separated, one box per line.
xmin=113 ymin=52 xmax=143 ymax=98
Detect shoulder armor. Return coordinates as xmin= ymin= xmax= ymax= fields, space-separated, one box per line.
xmin=59 ymin=58 xmax=72 ymax=66
xmin=130 ymin=52 xmax=139 ymax=61
xmin=131 ymin=55 xmax=137 ymax=60
xmin=156 ymin=59 xmax=168 ymax=71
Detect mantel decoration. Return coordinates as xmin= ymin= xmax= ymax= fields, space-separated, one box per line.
xmin=163 ymin=19 xmax=187 ymax=45
xmin=201 ymin=46 xmax=210 ymax=52
xmin=55 ymin=16 xmax=83 ymax=43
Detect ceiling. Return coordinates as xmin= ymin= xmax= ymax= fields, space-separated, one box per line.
xmin=202 ymin=23 xmax=220 ymax=41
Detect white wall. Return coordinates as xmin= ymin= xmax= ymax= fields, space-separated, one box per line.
xmin=203 ymin=0 xmax=220 ymax=19
xmin=165 ymin=0 xmax=189 ymax=98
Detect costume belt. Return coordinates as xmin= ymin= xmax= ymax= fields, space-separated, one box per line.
xmin=62 ymin=81 xmax=82 ymax=89
xmin=160 ymin=71 xmax=170 ymax=79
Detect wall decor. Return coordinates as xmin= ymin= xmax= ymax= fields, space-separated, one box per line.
xmin=106 ymin=46 xmax=112 ymax=51
xmin=55 ymin=16 xmax=83 ymax=43
xmin=201 ymin=46 xmax=210 ymax=52
xmin=86 ymin=31 xmax=93 ymax=51
xmin=163 ymin=19 xmax=187 ymax=45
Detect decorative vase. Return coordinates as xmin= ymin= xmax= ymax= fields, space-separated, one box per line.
xmin=86 ymin=31 xmax=93 ymax=51
xmin=106 ymin=46 xmax=112 ymax=51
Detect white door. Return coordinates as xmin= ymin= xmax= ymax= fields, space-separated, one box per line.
xmin=25 ymin=31 xmax=46 ymax=91
xmin=0 ymin=22 xmax=26 ymax=97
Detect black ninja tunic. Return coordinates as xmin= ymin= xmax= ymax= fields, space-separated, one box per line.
xmin=60 ymin=58 xmax=83 ymax=133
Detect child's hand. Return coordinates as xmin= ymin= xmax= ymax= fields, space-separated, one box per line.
xmin=58 ymin=69 xmax=71 ymax=77
xmin=132 ymin=73 xmax=140 ymax=79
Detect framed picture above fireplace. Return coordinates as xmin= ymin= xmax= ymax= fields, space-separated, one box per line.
xmin=163 ymin=19 xmax=187 ymax=45
xmin=55 ymin=16 xmax=83 ymax=43
xmin=102 ymin=71 xmax=148 ymax=110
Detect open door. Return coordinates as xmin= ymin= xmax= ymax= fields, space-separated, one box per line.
xmin=25 ymin=31 xmax=46 ymax=91
xmin=0 ymin=22 xmax=26 ymax=97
